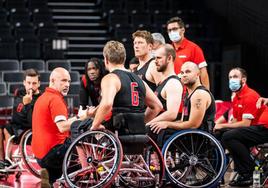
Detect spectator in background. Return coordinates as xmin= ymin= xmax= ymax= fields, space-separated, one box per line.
xmin=128 ymin=57 xmax=139 ymax=72
xmin=214 ymin=67 xmax=268 ymax=187
xmin=166 ymin=17 xmax=210 ymax=90
xmin=79 ymin=58 xmax=107 ymax=109
xmin=132 ymin=30 xmax=162 ymax=91
xmin=152 ymin=32 xmax=166 ymax=51
xmin=0 ymin=69 xmax=41 ymax=169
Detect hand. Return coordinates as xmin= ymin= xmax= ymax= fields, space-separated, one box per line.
xmin=77 ymin=105 xmax=97 ymax=120
xmin=213 ymin=124 xmax=223 ymax=132
xmin=86 ymin=105 xmax=98 ymax=117
xmin=256 ymin=97 xmax=268 ymax=109
xmin=22 ymin=89 xmax=33 ymax=105
xmin=149 ymin=121 xmax=168 ymax=134
xmin=90 ymin=124 xmax=105 ymax=131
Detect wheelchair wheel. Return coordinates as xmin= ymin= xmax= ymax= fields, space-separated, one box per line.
xmin=162 ymin=130 xmax=226 ymax=188
xmin=20 ymin=129 xmax=41 ymax=178
xmin=119 ymin=136 xmax=164 ymax=188
xmin=63 ymin=130 xmax=123 ymax=188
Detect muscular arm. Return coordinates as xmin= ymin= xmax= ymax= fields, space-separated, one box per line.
xmin=200 ymin=67 xmax=210 ymax=90
xmin=147 ymin=79 xmax=183 ymax=124
xmin=165 ymin=90 xmax=211 ymax=130
xmin=144 ymin=82 xmax=163 ymax=123
xmin=91 ymin=74 xmax=120 ymax=130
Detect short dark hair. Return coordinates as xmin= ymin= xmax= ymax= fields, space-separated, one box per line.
xmin=230 ymin=67 xmax=247 ymax=78
xmin=163 ymin=44 xmax=176 ymax=61
xmin=24 ymin=69 xmax=40 ymax=80
xmin=166 ymin=16 xmax=185 ymax=28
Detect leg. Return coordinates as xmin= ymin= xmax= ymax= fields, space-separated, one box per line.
xmin=0 ymin=128 xmax=5 ymax=161
xmin=37 ymin=138 xmax=71 ymax=184
xmin=222 ymin=126 xmax=268 ymax=175
xmin=3 ymin=128 xmax=12 ymax=160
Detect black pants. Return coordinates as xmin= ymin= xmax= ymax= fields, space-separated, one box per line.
xmin=36 ymin=138 xmax=71 ymax=184
xmin=146 ymin=127 xmax=177 ymax=148
xmin=222 ymin=126 xmax=268 ymax=175
xmin=36 ymin=118 xmax=93 ymax=184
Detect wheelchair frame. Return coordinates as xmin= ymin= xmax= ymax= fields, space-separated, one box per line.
xmin=62 ymin=129 xmax=164 ymax=188
xmin=0 ymin=129 xmax=41 ymax=179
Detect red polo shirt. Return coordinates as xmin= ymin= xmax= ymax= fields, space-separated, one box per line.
xmin=32 ymin=87 xmax=69 ymax=159
xmin=173 ymin=38 xmax=207 ymax=75
xmin=232 ymin=84 xmax=268 ymax=127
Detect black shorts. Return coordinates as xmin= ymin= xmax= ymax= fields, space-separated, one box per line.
xmin=5 ymin=124 xmax=26 ymax=143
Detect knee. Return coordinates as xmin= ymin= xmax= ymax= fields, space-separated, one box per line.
xmin=221 ymin=131 xmax=234 ymax=148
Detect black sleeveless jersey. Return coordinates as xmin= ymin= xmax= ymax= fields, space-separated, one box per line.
xmin=155 ymin=75 xmax=181 ymax=111
xmin=183 ymin=85 xmax=215 ymax=132
xmin=112 ymin=69 xmax=146 ymax=113
xmin=134 ymin=58 xmax=156 ymax=91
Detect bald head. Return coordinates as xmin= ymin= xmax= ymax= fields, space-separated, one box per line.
xmin=181 ymin=61 xmax=201 ymax=87
xmin=49 ymin=67 xmax=71 ymax=96
xmin=181 ymin=61 xmax=200 ymax=74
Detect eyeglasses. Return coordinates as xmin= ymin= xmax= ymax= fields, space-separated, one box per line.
xmin=167 ymin=27 xmax=181 ymax=33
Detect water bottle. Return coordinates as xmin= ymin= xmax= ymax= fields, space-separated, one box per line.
xmin=253 ymin=166 xmax=261 ymax=188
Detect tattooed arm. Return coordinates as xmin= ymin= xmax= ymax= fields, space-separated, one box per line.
xmin=149 ymin=89 xmax=211 ymax=132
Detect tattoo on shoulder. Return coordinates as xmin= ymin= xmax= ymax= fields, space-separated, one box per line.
xmin=195 ymin=98 xmax=202 ymax=109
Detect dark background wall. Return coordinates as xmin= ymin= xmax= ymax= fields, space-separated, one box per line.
xmin=204 ymin=0 xmax=268 ymax=98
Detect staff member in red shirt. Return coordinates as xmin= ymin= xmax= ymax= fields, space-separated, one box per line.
xmin=214 ymin=67 xmax=268 ymax=187
xmin=166 ymin=16 xmax=210 ymax=90
xmin=32 ymin=67 xmax=91 ymax=186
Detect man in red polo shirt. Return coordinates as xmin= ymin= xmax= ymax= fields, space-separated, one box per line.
xmin=166 ymin=17 xmax=210 ymax=90
xmin=32 ymin=67 xmax=90 ymax=186
xmin=214 ymin=67 xmax=268 ymax=186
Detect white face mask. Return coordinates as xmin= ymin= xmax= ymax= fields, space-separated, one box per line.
xmin=168 ymin=31 xmax=181 ymax=42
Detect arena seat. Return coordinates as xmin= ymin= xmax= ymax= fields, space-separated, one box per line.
xmin=20 ymin=59 xmax=45 ymax=72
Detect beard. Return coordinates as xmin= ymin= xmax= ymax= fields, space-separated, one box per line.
xmin=182 ymin=78 xmax=196 ymax=87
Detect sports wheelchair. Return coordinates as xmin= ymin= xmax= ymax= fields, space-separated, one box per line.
xmin=162 ymin=129 xmax=226 ymax=188
xmin=62 ymin=113 xmax=164 ymax=188
xmin=0 ymin=129 xmax=41 ymax=179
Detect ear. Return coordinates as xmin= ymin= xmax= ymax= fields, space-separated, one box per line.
xmin=181 ymin=27 xmax=185 ymax=35
xmin=23 ymin=80 xmax=26 ymax=86
xmin=242 ymin=77 xmax=247 ymax=84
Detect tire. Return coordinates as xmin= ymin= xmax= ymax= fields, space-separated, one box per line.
xmin=20 ymin=129 xmax=41 ymax=178
xmin=63 ymin=130 xmax=123 ymax=188
xmin=162 ymin=130 xmax=226 ymax=188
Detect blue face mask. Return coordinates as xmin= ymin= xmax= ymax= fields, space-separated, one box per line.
xmin=168 ymin=31 xmax=181 ymax=42
xmin=229 ymin=79 xmax=241 ymax=92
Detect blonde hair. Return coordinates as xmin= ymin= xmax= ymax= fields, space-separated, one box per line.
xmin=103 ymin=40 xmax=126 ymax=65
